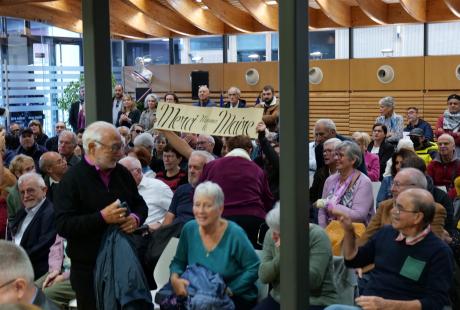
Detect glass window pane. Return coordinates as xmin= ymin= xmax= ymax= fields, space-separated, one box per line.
xmin=271 ymin=32 xmax=279 ymax=61
xmin=6 ymin=18 xmax=25 ymax=35
xmin=236 ymin=33 xmax=266 ymax=62
xmin=309 ymin=30 xmax=336 ymax=59
xmin=173 ymin=36 xmax=222 ymax=64
xmin=428 ymin=21 xmax=460 ymax=55
xmin=352 ymin=24 xmax=423 ymax=58
xmin=125 ymin=39 xmax=170 ymax=66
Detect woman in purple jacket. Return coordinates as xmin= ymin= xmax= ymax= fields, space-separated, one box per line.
xmin=317 ymin=141 xmax=375 ymax=228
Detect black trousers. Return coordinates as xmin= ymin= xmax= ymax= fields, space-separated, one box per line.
xmin=70 ymin=265 xmax=97 ymax=310
xmin=225 ymin=215 xmax=266 ymax=250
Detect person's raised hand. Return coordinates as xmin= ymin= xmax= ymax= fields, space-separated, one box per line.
xmin=256 ymin=122 xmax=267 ymax=133
xmin=100 ymin=200 xmax=127 ymax=224
xmin=337 ymin=211 xmax=354 ymax=232
xmin=42 ymin=270 xmax=59 ymax=289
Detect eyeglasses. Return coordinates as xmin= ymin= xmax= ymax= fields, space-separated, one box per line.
xmin=94 ymin=140 xmax=123 ymax=152
xmin=0 ymin=278 xmax=16 ymax=290
xmin=391 ymin=181 xmax=416 ymax=189
xmin=437 ymin=142 xmax=451 ymax=146
xmin=134 ymin=130 xmax=144 ymax=134
xmin=393 ymin=203 xmax=419 ymax=215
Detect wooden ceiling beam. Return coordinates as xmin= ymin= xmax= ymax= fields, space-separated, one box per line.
xmin=201 ymin=0 xmax=268 ymax=33
xmin=314 ymin=0 xmax=351 ymax=27
xmin=110 ymin=0 xmax=170 ymax=37
xmin=443 ymin=0 xmax=460 ymax=18
xmin=124 ymin=0 xmax=204 ymax=36
xmin=355 ymin=0 xmax=388 ymax=25
xmin=0 ymin=0 xmax=52 ymax=4
xmin=400 ymin=0 xmax=426 ymax=22
xmin=309 ymin=8 xmax=341 ymax=29
xmin=165 ymin=0 xmax=225 ymax=34
xmin=239 ymin=0 xmax=278 ymax=30
xmin=110 ymin=17 xmax=148 ymax=39
xmin=0 ymin=4 xmax=81 ymax=32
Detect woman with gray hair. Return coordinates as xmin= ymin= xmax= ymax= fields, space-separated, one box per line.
xmin=316 ymin=141 xmax=374 ymax=227
xmin=375 ymin=96 xmax=404 ymax=144
xmin=139 ymin=94 xmax=158 ymax=132
xmin=169 ymin=181 xmax=260 ymax=309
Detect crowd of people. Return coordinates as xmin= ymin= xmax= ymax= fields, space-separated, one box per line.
xmin=1 ymin=83 xmax=460 ymax=310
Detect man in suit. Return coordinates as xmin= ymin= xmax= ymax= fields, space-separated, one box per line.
xmin=112 ymin=84 xmax=124 ymax=125
xmin=39 ymin=152 xmax=68 ymax=202
xmin=224 ymin=86 xmax=246 ymax=109
xmin=45 ymin=122 xmax=66 ymax=152
xmin=0 ymin=240 xmax=59 ymax=309
xmin=54 ymin=121 xmax=148 ymax=310
xmin=9 ymin=172 xmax=57 ymax=280
xmin=193 ymin=85 xmax=215 ymax=107
xmin=68 ymin=86 xmax=85 ymax=132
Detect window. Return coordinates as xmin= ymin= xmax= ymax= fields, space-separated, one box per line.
xmin=236 ymin=33 xmax=266 ymax=62
xmin=352 ymin=24 xmax=423 ymax=58
xmin=6 ymin=18 xmax=25 ymax=35
xmin=309 ymin=30 xmax=336 ymax=60
xmin=428 ymin=21 xmax=460 ymax=55
xmin=174 ymin=36 xmax=223 ymax=64
xmin=271 ymin=32 xmax=279 ymax=61
xmin=125 ymin=39 xmax=170 ymax=66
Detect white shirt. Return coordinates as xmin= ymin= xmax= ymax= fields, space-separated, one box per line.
xmin=309 ymin=141 xmax=317 ymax=172
xmin=138 ymin=176 xmax=173 ymax=225
xmin=371 ymin=146 xmax=380 ymax=154
xmin=14 ymin=198 xmax=46 ymax=245
xmin=112 ymin=97 xmax=123 ymax=125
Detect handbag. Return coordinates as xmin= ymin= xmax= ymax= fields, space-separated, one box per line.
xmin=325 ymin=220 xmax=366 ymax=256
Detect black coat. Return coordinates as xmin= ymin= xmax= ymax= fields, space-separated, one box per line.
xmin=69 ymin=100 xmax=83 ymax=132
xmin=115 ymin=109 xmax=141 ymax=128
xmin=9 ymin=199 xmax=57 ymax=280
xmin=223 ymin=99 xmax=246 ymax=108
xmin=45 ymin=136 xmax=59 ymax=152
xmin=54 ymin=158 xmax=148 ymax=268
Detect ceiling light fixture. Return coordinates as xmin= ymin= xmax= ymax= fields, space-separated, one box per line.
xmin=266 ymin=0 xmax=277 ymax=5
xmin=202 ymin=5 xmax=209 ymax=9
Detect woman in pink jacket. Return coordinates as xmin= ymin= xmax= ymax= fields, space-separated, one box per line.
xmin=352 ymin=132 xmax=380 ymax=182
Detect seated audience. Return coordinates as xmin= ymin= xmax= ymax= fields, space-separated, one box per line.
xmin=150 ymin=134 xmax=166 ymax=173
xmin=119 ymin=156 xmax=172 ymax=229
xmin=38 ymin=152 xmax=68 ymax=202
xmin=318 ymin=141 xmax=374 ymax=227
xmin=0 ymin=240 xmax=59 ymax=309
xmin=4 ymin=128 xmax=46 ymax=170
xmin=128 ymin=123 xmax=144 ymax=148
xmin=170 ymin=181 xmax=260 ymax=309
xmin=155 ymin=144 xmax=187 ymax=191
xmin=435 ymin=94 xmax=460 ymax=154
xmin=376 ymin=148 xmax=418 ymax=206
xmin=58 ymin=131 xmax=80 ymax=167
xmin=9 ymin=172 xmax=57 ymax=280
xmin=6 ymin=155 xmax=35 ymax=224
xmin=359 ymin=168 xmax=446 ymax=246
xmin=196 ymin=134 xmax=217 ymax=158
xmin=255 ymin=85 xmax=279 ymax=132
xmin=193 ymin=85 xmax=215 ymax=107
xmin=73 ymin=128 xmax=85 ymax=157
xmin=115 ymin=94 xmax=141 ymax=128
xmin=198 ymin=135 xmax=274 ymax=248
xmin=382 ymin=138 xmax=414 ymax=177
xmin=327 ymin=188 xmax=453 ymax=310
xmin=427 ymin=133 xmax=460 ymax=199
xmin=367 ymin=123 xmax=395 ymax=181
xmin=375 ymin=96 xmax=404 ymax=144
xmin=409 ymin=127 xmax=438 ymax=165
xmin=28 ymin=120 xmax=48 ymax=147
xmin=128 ymin=146 xmax=155 ymax=178
xmin=352 ymin=132 xmax=379 ymax=182
xmin=139 ymin=94 xmax=158 ymax=132
xmin=256 ymin=204 xmax=338 ymax=310
xmin=224 ymin=86 xmax=246 ymax=108
xmin=117 ymin=126 xmax=131 ymax=153
xmin=404 ymin=106 xmax=433 ymax=141
xmin=310 ymin=138 xmax=341 ymax=222
xmin=164 ymin=92 xmax=179 ymax=103
xmin=34 ymin=235 xmax=76 ymax=308
xmin=45 ymin=122 xmax=66 ymax=152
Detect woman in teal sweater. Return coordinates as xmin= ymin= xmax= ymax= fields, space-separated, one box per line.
xmin=170 ymin=181 xmax=260 ymax=309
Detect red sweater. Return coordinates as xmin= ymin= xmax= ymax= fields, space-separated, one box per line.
xmin=427 ymin=156 xmax=460 ymax=199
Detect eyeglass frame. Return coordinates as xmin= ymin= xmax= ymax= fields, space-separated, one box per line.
xmin=392 ymin=202 xmax=420 ymax=215
xmin=94 ymin=140 xmax=123 ymax=153
xmin=0 ymin=278 xmax=16 ymax=290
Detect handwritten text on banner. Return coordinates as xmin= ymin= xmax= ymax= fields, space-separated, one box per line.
xmin=155 ymin=102 xmax=263 ymax=138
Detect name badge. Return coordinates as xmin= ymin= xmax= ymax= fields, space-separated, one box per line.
xmin=399 ymin=256 xmax=426 ymax=281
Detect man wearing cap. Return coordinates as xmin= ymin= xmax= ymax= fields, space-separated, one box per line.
xmin=409 ymin=128 xmax=438 ymax=165
xmin=436 ymin=94 xmax=460 ymax=156
xmin=404 ymin=107 xmax=433 ymax=141
xmin=4 ymin=128 xmax=47 ymax=169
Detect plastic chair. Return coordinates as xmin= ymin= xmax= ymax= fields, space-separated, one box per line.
xmin=151 ymin=237 xmax=179 ymax=309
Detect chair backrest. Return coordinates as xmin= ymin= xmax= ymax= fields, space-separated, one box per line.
xmin=154 ymin=237 xmax=179 ymax=289
xmin=254 ymin=250 xmax=269 ymax=302
xmin=371 ymin=181 xmax=381 ymax=209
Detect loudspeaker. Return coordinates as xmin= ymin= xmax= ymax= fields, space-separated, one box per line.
xmin=190 ymin=71 xmax=209 ymax=100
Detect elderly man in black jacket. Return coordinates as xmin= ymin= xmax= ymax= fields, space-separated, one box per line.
xmin=54 ymin=121 xmax=148 ymax=310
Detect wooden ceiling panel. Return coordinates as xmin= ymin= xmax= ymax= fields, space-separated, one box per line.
xmin=239 ymin=0 xmax=278 ymax=30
